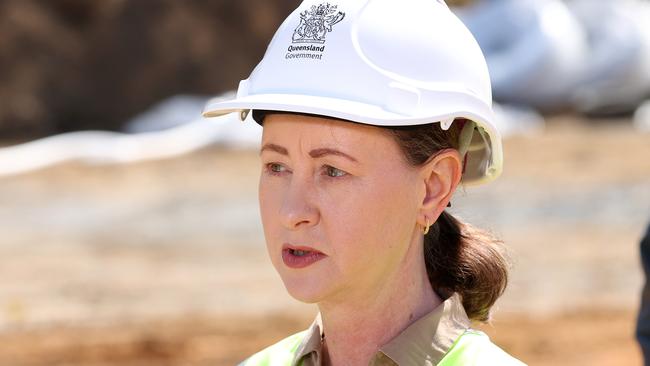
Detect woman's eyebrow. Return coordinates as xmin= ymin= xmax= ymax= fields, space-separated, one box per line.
xmin=260 ymin=143 xmax=358 ymax=162
xmin=309 ymin=148 xmax=358 ymax=163
xmin=260 ymin=143 xmax=288 ymax=156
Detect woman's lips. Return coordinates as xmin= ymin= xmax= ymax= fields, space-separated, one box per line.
xmin=281 ymin=244 xmax=326 ymax=269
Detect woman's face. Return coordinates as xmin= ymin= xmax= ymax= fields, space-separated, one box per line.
xmin=258 ymin=113 xmax=429 ymax=304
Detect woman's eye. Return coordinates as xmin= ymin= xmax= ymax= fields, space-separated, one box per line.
xmin=266 ymin=163 xmax=287 ymax=175
xmin=325 ymin=165 xmax=347 ymax=178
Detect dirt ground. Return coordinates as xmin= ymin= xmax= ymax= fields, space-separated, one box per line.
xmin=0 ymin=116 xmax=649 ymax=365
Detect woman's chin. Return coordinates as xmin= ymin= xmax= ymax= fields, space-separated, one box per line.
xmin=280 ymin=277 xmax=329 ymax=304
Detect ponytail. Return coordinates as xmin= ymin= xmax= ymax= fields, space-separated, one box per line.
xmin=424 ymin=211 xmax=509 ymax=322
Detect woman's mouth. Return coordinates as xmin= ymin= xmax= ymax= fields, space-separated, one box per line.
xmin=282 ymin=245 xmax=326 ymax=269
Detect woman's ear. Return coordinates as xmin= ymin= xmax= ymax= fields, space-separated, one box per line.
xmin=418 ymin=149 xmax=463 ymax=226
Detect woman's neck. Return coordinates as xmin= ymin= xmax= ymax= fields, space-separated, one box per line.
xmin=317 ymin=241 xmax=442 ymax=366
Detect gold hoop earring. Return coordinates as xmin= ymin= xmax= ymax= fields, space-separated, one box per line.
xmin=423 ymin=217 xmax=431 ymax=235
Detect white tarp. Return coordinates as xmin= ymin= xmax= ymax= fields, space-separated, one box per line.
xmin=452 ymin=0 xmax=650 ymax=114
xmin=0 ymin=94 xmax=262 ymax=177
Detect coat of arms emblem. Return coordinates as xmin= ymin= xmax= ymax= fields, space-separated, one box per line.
xmin=292 ymin=3 xmax=346 ymax=44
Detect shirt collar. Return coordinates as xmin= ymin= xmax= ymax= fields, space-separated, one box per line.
xmin=292 ymin=313 xmax=324 ymax=366
xmin=379 ymin=293 xmax=470 ymax=364
xmin=291 ymin=293 xmax=470 ymax=366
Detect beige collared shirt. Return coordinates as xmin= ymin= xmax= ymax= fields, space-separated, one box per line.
xmin=291 ymin=293 xmax=471 ymax=366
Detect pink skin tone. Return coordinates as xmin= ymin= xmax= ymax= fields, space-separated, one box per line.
xmin=258 ymin=113 xmax=462 ymax=366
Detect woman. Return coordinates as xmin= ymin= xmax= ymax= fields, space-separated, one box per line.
xmin=203 ymin=0 xmax=525 ymax=364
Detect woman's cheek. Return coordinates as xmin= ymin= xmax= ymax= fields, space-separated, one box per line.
xmin=259 ymin=179 xmax=283 ymax=236
xmin=321 ymin=183 xmax=374 ymax=237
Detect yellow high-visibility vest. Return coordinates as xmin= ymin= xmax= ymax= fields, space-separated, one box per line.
xmin=239 ymin=329 xmax=526 ymax=365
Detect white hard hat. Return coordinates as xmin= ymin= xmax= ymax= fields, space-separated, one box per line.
xmin=203 ymin=0 xmax=502 ymax=184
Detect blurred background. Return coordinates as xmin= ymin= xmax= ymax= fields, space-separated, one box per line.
xmin=0 ymin=0 xmax=649 ymax=365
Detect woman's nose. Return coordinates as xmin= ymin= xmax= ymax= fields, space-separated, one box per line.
xmin=279 ymin=179 xmax=319 ymax=230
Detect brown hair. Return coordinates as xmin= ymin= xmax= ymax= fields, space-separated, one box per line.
xmin=383 ymin=119 xmax=509 ymax=322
